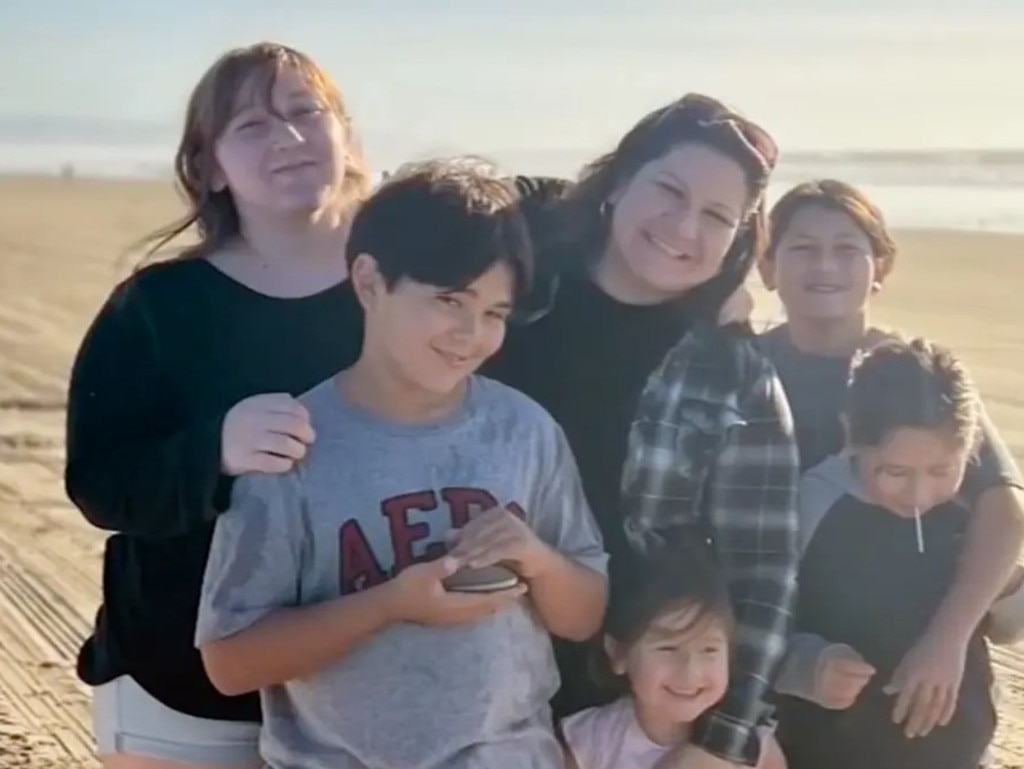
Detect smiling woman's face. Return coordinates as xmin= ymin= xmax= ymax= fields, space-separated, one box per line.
xmin=602 ymin=142 xmax=749 ymax=303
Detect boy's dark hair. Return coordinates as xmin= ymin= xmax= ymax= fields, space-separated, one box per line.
xmin=346 ymin=157 xmax=533 ymax=300
xmin=764 ymin=178 xmax=898 ymax=283
xmin=846 ymin=337 xmax=981 ymax=451
xmin=594 ymin=534 xmax=735 ymax=692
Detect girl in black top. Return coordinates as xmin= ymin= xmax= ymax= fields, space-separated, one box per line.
xmin=758 ymin=180 xmax=1024 ymax=743
xmin=65 ymin=42 xmax=369 ymax=769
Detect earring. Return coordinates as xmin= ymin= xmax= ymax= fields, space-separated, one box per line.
xmin=871 ymin=280 xmax=883 ymax=293
xmin=599 ymin=200 xmax=611 ymax=219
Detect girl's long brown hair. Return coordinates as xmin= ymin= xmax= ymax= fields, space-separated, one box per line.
xmin=137 ymin=42 xmax=370 ymax=267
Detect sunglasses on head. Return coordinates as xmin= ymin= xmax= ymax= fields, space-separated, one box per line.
xmin=655 ymin=93 xmax=779 ymax=170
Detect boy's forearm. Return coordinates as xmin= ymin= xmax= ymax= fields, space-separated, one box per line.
xmin=932 ymin=486 xmax=1024 ymax=640
xmin=201 ymin=584 xmax=398 ymax=696
xmin=528 ymin=549 xmax=607 ymax=641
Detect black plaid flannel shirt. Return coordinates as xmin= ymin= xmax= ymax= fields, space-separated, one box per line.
xmin=621 ymin=322 xmax=800 ymax=766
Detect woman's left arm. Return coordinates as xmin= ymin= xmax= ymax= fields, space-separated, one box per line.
xmin=624 ymin=332 xmax=800 ymax=769
xmin=691 ymin=352 xmax=801 ymax=767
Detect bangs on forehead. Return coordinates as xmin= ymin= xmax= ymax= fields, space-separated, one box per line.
xmin=206 ymin=48 xmax=343 ymax=138
xmin=646 ymin=602 xmax=729 ymax=642
xmin=232 ymin=57 xmax=337 ymax=115
xmin=230 ymin=60 xmax=279 ymax=115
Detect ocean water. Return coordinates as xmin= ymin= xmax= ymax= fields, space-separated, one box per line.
xmin=3 ymin=140 xmax=1024 ymax=235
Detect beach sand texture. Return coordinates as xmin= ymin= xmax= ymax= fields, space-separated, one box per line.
xmin=1 ymin=176 xmax=1023 ymax=768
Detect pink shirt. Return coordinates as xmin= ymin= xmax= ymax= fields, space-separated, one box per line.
xmin=563 ymin=698 xmax=779 ymax=769
xmin=562 ymin=698 xmax=669 ymax=769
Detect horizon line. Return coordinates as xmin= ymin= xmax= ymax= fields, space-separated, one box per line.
xmin=2 ymin=117 xmax=1024 ymax=160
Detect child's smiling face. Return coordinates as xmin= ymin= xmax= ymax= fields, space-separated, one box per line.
xmin=769 ymin=204 xmax=878 ymax=324
xmin=606 ymin=602 xmax=730 ymax=742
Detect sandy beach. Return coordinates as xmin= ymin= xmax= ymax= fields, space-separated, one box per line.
xmin=0 ymin=175 xmax=1022 ymax=768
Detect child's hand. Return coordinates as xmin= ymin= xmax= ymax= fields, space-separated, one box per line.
xmin=221 ymin=393 xmax=315 ymax=475
xmin=448 ymin=506 xmax=555 ymax=580
xmin=386 ymin=556 xmax=527 ymax=627
xmin=885 ymin=629 xmax=967 ymax=738
xmin=815 ymin=645 xmax=876 ymax=710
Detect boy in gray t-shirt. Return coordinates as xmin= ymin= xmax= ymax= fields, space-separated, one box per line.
xmin=195 ymin=161 xmax=609 ymax=769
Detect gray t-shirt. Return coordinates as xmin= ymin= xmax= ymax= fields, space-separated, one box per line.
xmin=759 ymin=325 xmax=1023 ymax=501
xmin=196 ymin=375 xmax=608 ymax=769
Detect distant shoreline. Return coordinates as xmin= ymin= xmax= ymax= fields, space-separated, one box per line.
xmin=5 ymin=142 xmax=1024 ymax=182
xmin=4 ymin=173 xmax=1023 ymax=238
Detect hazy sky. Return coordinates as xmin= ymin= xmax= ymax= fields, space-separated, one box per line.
xmin=2 ymin=1 xmax=1023 ymax=164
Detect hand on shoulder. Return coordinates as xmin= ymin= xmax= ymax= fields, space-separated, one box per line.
xmin=221 ymin=393 xmax=316 ymax=476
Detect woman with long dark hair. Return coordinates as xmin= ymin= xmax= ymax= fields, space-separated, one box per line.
xmin=488 ymin=94 xmax=797 ymax=769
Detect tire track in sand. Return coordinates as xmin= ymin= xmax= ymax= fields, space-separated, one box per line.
xmin=0 ymin=527 xmax=95 ymax=764
xmin=0 ymin=405 xmax=100 ymax=767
